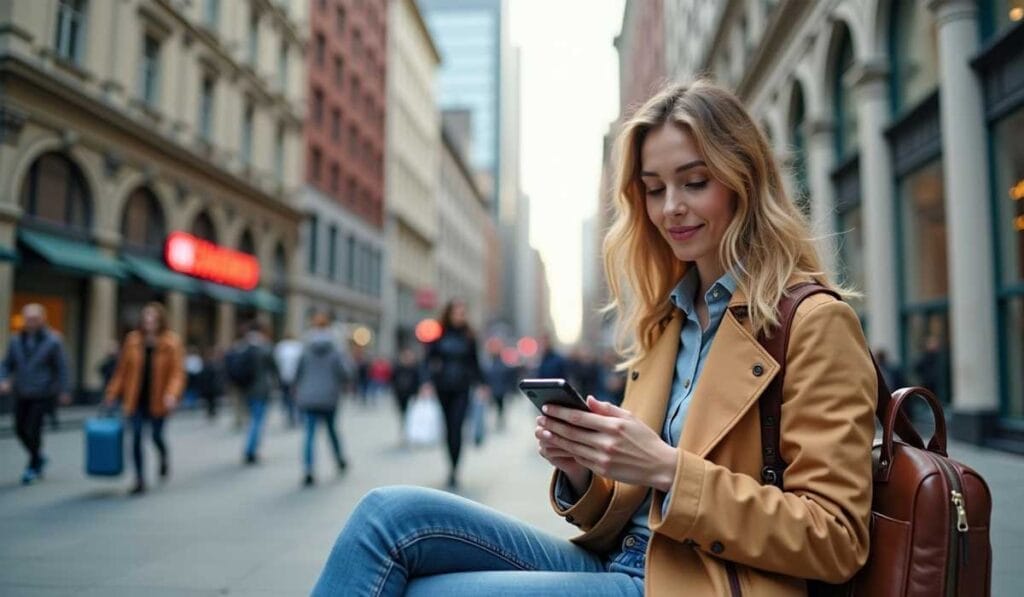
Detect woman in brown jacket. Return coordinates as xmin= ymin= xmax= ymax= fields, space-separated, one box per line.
xmin=312 ymin=80 xmax=876 ymax=596
xmin=104 ymin=302 xmax=185 ymax=495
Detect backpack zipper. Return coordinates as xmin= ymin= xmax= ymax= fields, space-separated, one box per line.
xmin=930 ymin=454 xmax=969 ymax=597
xmin=725 ymin=561 xmax=742 ymax=596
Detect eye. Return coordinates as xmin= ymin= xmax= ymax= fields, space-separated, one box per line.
xmin=645 ymin=187 xmax=665 ymax=197
xmin=684 ymin=180 xmax=708 ymax=190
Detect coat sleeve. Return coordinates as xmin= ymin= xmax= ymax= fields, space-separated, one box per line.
xmin=0 ymin=340 xmax=15 ymax=382
xmin=164 ymin=337 xmax=186 ymax=400
xmin=53 ymin=339 xmax=71 ymax=395
xmin=648 ymin=299 xmax=876 ymax=583
xmin=548 ymin=469 xmax=615 ymax=531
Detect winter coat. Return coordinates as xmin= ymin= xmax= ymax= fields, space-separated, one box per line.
xmin=105 ymin=331 xmax=185 ymax=418
xmin=0 ymin=328 xmax=69 ymax=400
xmin=293 ymin=331 xmax=349 ymax=412
xmin=551 ymin=278 xmax=876 ymax=596
xmin=425 ymin=327 xmax=483 ymax=395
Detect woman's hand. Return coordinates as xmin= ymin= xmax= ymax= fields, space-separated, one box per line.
xmin=538 ymin=397 xmax=678 ymax=492
xmin=535 ymin=420 xmax=592 ymax=494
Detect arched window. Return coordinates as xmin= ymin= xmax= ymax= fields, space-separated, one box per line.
xmin=191 ymin=211 xmax=217 ymax=243
xmin=832 ymin=24 xmax=858 ymax=162
xmin=121 ymin=187 xmax=166 ymax=255
xmin=890 ymin=0 xmax=939 ymax=114
xmin=19 ymin=152 xmax=92 ymax=235
xmin=272 ymin=243 xmax=287 ymax=293
xmin=239 ymin=229 xmax=256 ymax=255
xmin=788 ymin=83 xmax=810 ymax=214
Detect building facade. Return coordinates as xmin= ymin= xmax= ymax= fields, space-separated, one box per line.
xmin=296 ymin=0 xmax=388 ymax=347
xmin=0 ymin=0 xmax=307 ymax=401
xmin=437 ymin=126 xmax=489 ymax=334
xmin=384 ymin=0 xmax=441 ymax=352
xmin=656 ymin=0 xmax=1024 ymax=452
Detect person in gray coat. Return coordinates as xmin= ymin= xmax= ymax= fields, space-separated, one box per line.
xmin=293 ymin=313 xmax=351 ymax=486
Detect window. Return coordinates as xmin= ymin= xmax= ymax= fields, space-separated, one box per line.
xmin=248 ymin=10 xmax=260 ymax=67
xmin=327 ymin=224 xmax=338 ymax=280
xmin=982 ymin=0 xmax=1024 ymax=40
xmin=353 ymin=28 xmax=362 ymax=61
xmin=54 ymin=0 xmax=87 ymax=65
xmin=241 ymin=101 xmax=254 ymax=165
xmin=191 ymin=211 xmax=217 ymax=243
xmin=310 ymin=146 xmax=322 ymax=182
xmin=331 ymin=108 xmax=341 ymax=142
xmin=274 ymin=123 xmax=285 ymax=182
xmin=346 ymin=235 xmax=356 ymax=287
xmin=336 ymin=6 xmax=346 ymax=35
xmin=334 ymin=55 xmax=344 ymax=89
xmin=890 ymin=0 xmax=939 ymax=114
xmin=278 ymin=39 xmax=289 ymax=90
xmin=18 ymin=152 xmax=92 ymax=233
xmin=788 ymin=83 xmax=810 ymax=215
xmin=833 ymin=25 xmax=858 ymax=162
xmin=199 ymin=74 xmax=215 ymax=142
xmin=315 ymin=33 xmax=326 ymax=66
xmin=348 ymin=125 xmax=358 ymax=154
xmin=312 ymin=87 xmax=324 ymax=124
xmin=139 ymin=33 xmax=161 ymax=107
xmin=330 ymin=163 xmax=340 ymax=193
xmin=204 ymin=0 xmax=219 ymax=30
xmin=307 ymin=215 xmax=319 ymax=274
xmin=994 ymin=108 xmax=1024 ymax=419
xmin=121 ymin=187 xmax=165 ymax=253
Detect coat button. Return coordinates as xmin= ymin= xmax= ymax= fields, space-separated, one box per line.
xmin=710 ymin=541 xmax=725 ymax=554
xmin=752 ymin=363 xmax=764 ymax=377
xmin=631 ymin=370 xmax=639 ymax=380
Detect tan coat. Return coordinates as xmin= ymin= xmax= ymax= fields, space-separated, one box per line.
xmin=105 ymin=330 xmax=185 ymax=418
xmin=550 ymin=284 xmax=876 ymax=596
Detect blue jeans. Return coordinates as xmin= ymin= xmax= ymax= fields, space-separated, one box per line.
xmin=131 ymin=414 xmax=166 ymax=483
xmin=312 ymin=486 xmax=646 ymax=596
xmin=245 ymin=396 xmax=267 ymax=457
xmin=304 ymin=410 xmax=343 ymax=473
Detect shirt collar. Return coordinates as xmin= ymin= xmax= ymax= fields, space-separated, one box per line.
xmin=669 ymin=267 xmax=738 ymax=314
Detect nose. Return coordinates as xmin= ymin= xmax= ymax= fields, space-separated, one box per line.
xmin=663 ymin=186 xmax=687 ymax=217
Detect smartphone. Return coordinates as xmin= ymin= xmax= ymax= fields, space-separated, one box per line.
xmin=518 ymin=378 xmax=591 ymax=413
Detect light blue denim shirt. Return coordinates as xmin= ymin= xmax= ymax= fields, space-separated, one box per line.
xmin=555 ymin=266 xmax=738 ymax=545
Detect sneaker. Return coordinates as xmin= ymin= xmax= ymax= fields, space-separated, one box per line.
xmin=446 ymin=472 xmax=459 ymax=490
xmin=36 ymin=455 xmax=48 ymax=478
xmin=20 ymin=468 xmax=38 ymax=485
xmin=129 ymin=482 xmax=146 ymax=496
xmin=303 ymin=473 xmax=315 ymax=487
xmin=336 ymin=458 xmax=348 ymax=473
xmin=159 ymin=458 xmax=170 ymax=480
xmin=244 ymin=453 xmax=259 ymax=466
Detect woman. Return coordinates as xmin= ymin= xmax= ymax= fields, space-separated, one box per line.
xmin=104 ymin=303 xmax=185 ymax=496
xmin=422 ymin=299 xmax=488 ymax=489
xmin=293 ymin=312 xmax=349 ymax=486
xmin=313 ymin=80 xmax=876 ymax=596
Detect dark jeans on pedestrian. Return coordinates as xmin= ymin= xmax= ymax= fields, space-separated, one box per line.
xmin=280 ymin=383 xmax=297 ymax=426
xmin=15 ymin=398 xmax=49 ymax=470
xmin=131 ymin=414 xmax=167 ymax=483
xmin=245 ymin=395 xmax=268 ymax=458
xmin=437 ymin=389 xmax=470 ymax=473
xmin=304 ymin=409 xmax=344 ymax=474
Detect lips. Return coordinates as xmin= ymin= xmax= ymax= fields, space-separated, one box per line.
xmin=667 ymin=224 xmax=704 ymax=241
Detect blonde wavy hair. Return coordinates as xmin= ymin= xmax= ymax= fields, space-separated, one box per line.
xmin=604 ymin=80 xmax=844 ymax=369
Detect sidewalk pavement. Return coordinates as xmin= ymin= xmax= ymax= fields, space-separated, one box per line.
xmin=0 ymin=395 xmax=1021 ymax=595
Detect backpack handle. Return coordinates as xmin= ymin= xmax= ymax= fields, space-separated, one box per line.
xmin=877 ymin=386 xmax=948 ymax=482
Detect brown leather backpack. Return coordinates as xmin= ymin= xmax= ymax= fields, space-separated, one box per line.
xmin=754 ymin=283 xmax=992 ymax=597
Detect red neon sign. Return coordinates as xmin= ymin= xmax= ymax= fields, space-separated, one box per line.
xmin=165 ymin=231 xmax=260 ymax=290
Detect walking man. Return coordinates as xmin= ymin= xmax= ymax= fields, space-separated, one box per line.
xmin=0 ymin=304 xmax=71 ymax=485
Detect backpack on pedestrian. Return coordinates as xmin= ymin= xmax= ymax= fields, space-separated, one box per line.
xmin=755 ymin=283 xmax=992 ymax=597
xmin=224 ymin=344 xmax=256 ymax=390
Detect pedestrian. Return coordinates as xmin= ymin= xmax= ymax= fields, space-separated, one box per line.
xmin=195 ymin=346 xmax=224 ymax=420
xmin=97 ymin=339 xmax=120 ymax=392
xmin=293 ymin=312 xmax=350 ymax=486
xmin=535 ymin=333 xmax=568 ymax=379
xmin=103 ymin=302 xmax=184 ymax=495
xmin=913 ymin=333 xmax=950 ymax=403
xmin=569 ymin=346 xmax=604 ymax=402
xmin=874 ymin=348 xmax=905 ymax=391
xmin=227 ymin=320 xmax=279 ymax=465
xmin=274 ymin=333 xmax=303 ymax=427
xmin=483 ymin=339 xmax=514 ymax=431
xmin=313 ymin=80 xmax=879 ymax=596
xmin=368 ymin=356 xmax=392 ymax=403
xmin=390 ymin=347 xmax=421 ymax=446
xmin=184 ymin=345 xmax=203 ymax=409
xmin=420 ymin=298 xmax=489 ymax=489
xmin=0 ymin=303 xmax=71 ymax=485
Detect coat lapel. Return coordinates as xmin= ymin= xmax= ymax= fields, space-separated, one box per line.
xmin=679 ymin=294 xmax=780 ymax=459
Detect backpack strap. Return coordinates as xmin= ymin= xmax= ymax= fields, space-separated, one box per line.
xmin=754 ymin=282 xmax=924 ymax=488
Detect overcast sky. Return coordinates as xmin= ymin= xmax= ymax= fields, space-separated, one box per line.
xmin=509 ymin=0 xmax=624 ymax=345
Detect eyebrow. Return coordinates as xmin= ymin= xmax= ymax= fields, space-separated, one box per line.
xmin=640 ymin=160 xmax=706 ymax=178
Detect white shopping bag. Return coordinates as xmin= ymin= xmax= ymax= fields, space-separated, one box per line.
xmin=405 ymin=392 xmax=442 ymax=446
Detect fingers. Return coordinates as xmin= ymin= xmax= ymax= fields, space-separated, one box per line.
xmin=542 ymin=402 xmax=630 ymax=433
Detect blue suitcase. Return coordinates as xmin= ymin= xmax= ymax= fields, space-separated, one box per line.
xmin=85 ymin=415 xmax=124 ymax=476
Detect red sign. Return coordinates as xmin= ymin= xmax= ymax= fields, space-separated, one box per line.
xmin=165 ymin=231 xmax=260 ymax=290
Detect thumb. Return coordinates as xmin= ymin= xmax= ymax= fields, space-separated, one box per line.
xmin=587 ymin=396 xmax=629 ymax=418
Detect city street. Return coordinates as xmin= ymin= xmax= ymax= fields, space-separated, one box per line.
xmin=1 ymin=396 xmax=1022 ymax=596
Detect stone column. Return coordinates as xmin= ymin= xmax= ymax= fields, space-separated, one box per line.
xmin=84 ymin=274 xmax=117 ymax=394
xmin=166 ymin=291 xmax=187 ymax=339
xmin=851 ymin=59 xmax=900 ymax=359
xmin=928 ymin=0 xmax=999 ymax=440
xmin=804 ymin=118 xmax=838 ymax=277
xmin=216 ymin=301 xmax=236 ymax=350
xmin=286 ymin=290 xmax=305 ymax=338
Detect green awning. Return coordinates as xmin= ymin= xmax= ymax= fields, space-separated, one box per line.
xmin=0 ymin=245 xmax=16 ymax=262
xmin=121 ymin=254 xmax=201 ymax=294
xmin=18 ymin=229 xmax=125 ymax=279
xmin=202 ymin=282 xmax=250 ymax=305
xmin=248 ymin=288 xmax=285 ymax=313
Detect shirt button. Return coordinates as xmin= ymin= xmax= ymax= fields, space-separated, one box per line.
xmin=683 ymin=379 xmax=691 ymax=389
xmin=711 ymin=288 xmax=721 ymax=299
xmin=710 ymin=541 xmax=725 ymax=554
xmin=624 ymin=536 xmax=636 ymax=548
xmin=752 ymin=363 xmax=765 ymax=377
